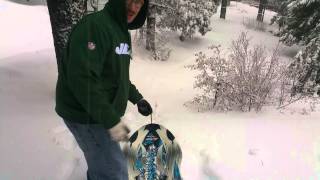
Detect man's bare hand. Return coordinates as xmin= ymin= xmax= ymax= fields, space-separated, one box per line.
xmin=108 ymin=120 xmax=130 ymax=142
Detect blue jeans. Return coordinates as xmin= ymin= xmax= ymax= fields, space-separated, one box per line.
xmin=63 ymin=119 xmax=128 ymax=180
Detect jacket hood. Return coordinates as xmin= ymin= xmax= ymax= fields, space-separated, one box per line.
xmin=104 ymin=0 xmax=148 ymax=30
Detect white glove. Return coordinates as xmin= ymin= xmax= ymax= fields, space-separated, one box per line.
xmin=108 ymin=120 xmax=130 ymax=142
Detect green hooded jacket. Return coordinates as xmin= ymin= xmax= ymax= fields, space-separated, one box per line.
xmin=55 ymin=0 xmax=149 ymax=129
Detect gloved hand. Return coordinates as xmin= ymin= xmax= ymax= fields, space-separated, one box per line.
xmin=108 ymin=120 xmax=130 ymax=142
xmin=137 ymin=99 xmax=153 ymax=116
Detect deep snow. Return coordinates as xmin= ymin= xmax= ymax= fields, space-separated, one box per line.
xmin=1 ymin=1 xmax=320 ymax=180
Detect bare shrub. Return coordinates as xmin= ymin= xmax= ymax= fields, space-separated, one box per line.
xmin=186 ymin=32 xmax=287 ymax=112
xmin=185 ymin=45 xmax=232 ymax=111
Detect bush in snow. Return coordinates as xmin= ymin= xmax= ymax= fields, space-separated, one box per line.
xmin=157 ymin=0 xmax=217 ymax=41
xmin=135 ymin=0 xmax=218 ymax=60
xmin=186 ymin=32 xmax=288 ymax=112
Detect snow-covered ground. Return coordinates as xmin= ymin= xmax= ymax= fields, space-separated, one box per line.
xmin=1 ymin=0 xmax=320 ymax=180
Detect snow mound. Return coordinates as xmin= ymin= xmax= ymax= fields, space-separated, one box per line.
xmin=50 ymin=126 xmax=78 ymax=152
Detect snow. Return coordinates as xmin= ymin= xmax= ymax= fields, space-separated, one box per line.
xmin=1 ymin=1 xmax=320 ymax=180
xmin=0 ymin=0 xmax=53 ymax=59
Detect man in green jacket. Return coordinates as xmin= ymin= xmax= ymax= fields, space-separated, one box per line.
xmin=55 ymin=0 xmax=152 ymax=179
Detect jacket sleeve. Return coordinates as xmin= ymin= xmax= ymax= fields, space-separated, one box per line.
xmin=66 ymin=20 xmax=120 ymax=129
xmin=128 ymin=80 xmax=143 ymax=104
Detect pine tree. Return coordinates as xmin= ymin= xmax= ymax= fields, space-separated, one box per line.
xmin=157 ymin=0 xmax=217 ymax=41
xmin=290 ymin=37 xmax=320 ymax=96
xmin=279 ymin=0 xmax=320 ymax=46
xmin=276 ymin=0 xmax=320 ymax=95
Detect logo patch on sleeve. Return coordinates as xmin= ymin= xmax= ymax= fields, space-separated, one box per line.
xmin=88 ymin=42 xmax=96 ymax=50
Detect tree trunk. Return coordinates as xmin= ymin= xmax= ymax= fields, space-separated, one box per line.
xmin=220 ymin=0 xmax=228 ymax=19
xmin=47 ymin=0 xmax=87 ymax=73
xmin=146 ymin=3 xmax=156 ymax=52
xmin=257 ymin=0 xmax=267 ymax=22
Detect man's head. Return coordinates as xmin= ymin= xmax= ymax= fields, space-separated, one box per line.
xmin=126 ymin=0 xmax=145 ymax=23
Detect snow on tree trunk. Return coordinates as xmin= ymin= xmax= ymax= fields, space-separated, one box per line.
xmin=257 ymin=0 xmax=267 ymax=22
xmin=146 ymin=2 xmax=156 ymax=52
xmin=220 ymin=0 xmax=227 ymax=19
xmin=47 ymin=0 xmax=87 ymax=73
